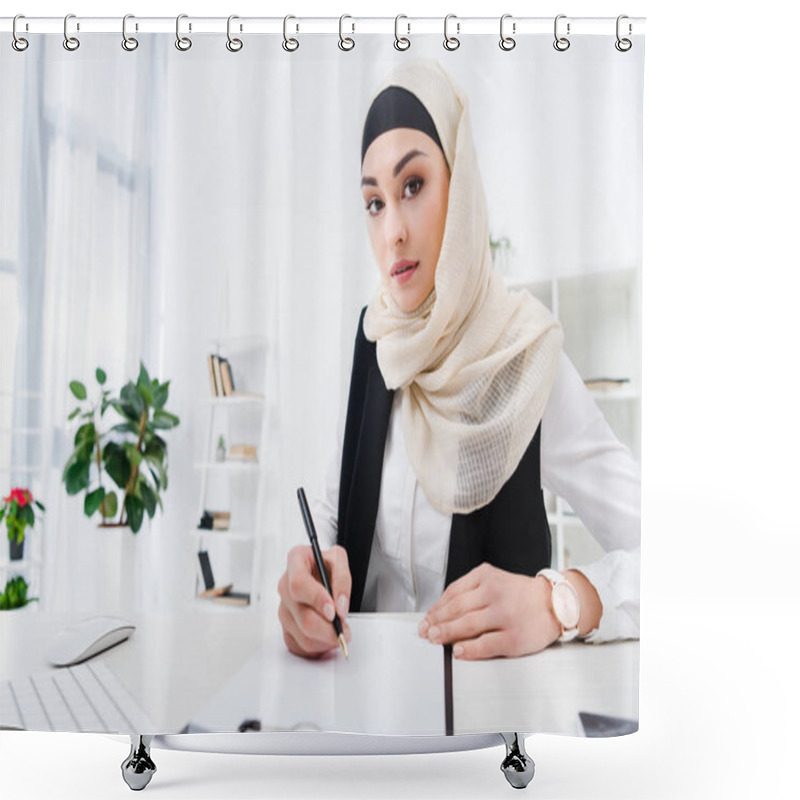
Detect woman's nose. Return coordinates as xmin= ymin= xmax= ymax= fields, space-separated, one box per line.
xmin=383 ymin=201 xmax=407 ymax=248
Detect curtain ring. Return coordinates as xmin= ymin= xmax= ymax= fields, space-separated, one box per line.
xmin=122 ymin=14 xmax=139 ymax=51
xmin=499 ymin=14 xmax=516 ymax=51
xmin=443 ymin=14 xmax=460 ymax=51
xmin=12 ymin=15 xmax=29 ymax=52
xmin=338 ymin=14 xmax=355 ymax=51
xmin=63 ymin=13 xmax=80 ymax=51
xmin=283 ymin=15 xmax=299 ymax=52
xmin=226 ymin=15 xmax=243 ymax=52
xmin=394 ymin=15 xmax=410 ymax=51
xmin=175 ymin=14 xmax=192 ymax=51
xmin=553 ymin=14 xmax=570 ymax=52
xmin=615 ymin=15 xmax=632 ymax=52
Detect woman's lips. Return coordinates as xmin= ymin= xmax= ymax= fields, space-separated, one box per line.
xmin=391 ymin=260 xmax=419 ymax=285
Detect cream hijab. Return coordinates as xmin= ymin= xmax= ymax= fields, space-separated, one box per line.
xmin=362 ymin=60 xmax=563 ymax=515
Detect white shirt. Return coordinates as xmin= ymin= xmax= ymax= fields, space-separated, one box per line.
xmin=312 ymin=351 xmax=640 ymax=644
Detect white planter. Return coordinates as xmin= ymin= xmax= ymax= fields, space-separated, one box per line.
xmin=95 ymin=525 xmax=138 ymax=615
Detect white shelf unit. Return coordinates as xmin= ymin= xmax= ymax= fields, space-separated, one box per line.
xmin=507 ymin=267 xmax=641 ymax=571
xmin=192 ymin=336 xmax=268 ymax=610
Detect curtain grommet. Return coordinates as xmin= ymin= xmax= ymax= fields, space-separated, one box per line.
xmin=338 ymin=14 xmax=355 ymax=51
xmin=63 ymin=13 xmax=80 ymax=51
xmin=615 ymin=15 xmax=632 ymax=52
xmin=226 ymin=15 xmax=243 ymax=52
xmin=553 ymin=14 xmax=570 ymax=52
xmin=443 ymin=14 xmax=460 ymax=51
xmin=122 ymin=14 xmax=139 ymax=52
xmin=12 ymin=14 xmax=29 ymax=51
xmin=394 ymin=15 xmax=410 ymax=51
xmin=499 ymin=14 xmax=516 ymax=51
xmin=175 ymin=14 xmax=192 ymax=51
xmin=283 ymin=15 xmax=299 ymax=52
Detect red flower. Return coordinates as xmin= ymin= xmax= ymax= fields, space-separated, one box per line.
xmin=3 ymin=488 xmax=33 ymax=508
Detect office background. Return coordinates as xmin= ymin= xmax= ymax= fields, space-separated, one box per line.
xmin=2 ymin=1 xmax=799 ymax=799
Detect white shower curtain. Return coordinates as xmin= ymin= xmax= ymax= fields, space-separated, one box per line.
xmin=1 ymin=23 xmax=642 ymax=742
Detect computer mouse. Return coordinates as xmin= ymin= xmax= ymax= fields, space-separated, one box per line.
xmin=47 ymin=615 xmax=136 ymax=667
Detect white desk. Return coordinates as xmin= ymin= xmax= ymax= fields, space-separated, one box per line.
xmin=1 ymin=610 xmax=638 ymax=736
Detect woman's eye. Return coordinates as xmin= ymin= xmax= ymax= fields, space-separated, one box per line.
xmin=365 ymin=197 xmax=384 ymax=216
xmin=403 ymin=176 xmax=423 ymax=198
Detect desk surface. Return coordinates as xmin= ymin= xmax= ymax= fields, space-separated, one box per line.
xmin=1 ymin=609 xmax=638 ymax=737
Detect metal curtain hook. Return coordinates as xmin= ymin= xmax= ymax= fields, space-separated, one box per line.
xmin=175 ymin=14 xmax=192 ymax=51
xmin=63 ymin=13 xmax=80 ymax=51
xmin=338 ymin=14 xmax=355 ymax=51
xmin=499 ymin=14 xmax=516 ymax=51
xmin=283 ymin=15 xmax=299 ymax=52
xmin=122 ymin=14 xmax=139 ymax=51
xmin=443 ymin=14 xmax=460 ymax=51
xmin=615 ymin=15 xmax=632 ymax=51
xmin=553 ymin=14 xmax=570 ymax=52
xmin=12 ymin=14 xmax=29 ymax=51
xmin=394 ymin=14 xmax=410 ymax=51
xmin=227 ymin=15 xmax=243 ymax=52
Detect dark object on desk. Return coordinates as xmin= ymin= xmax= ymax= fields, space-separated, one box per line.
xmin=198 ymin=510 xmax=230 ymax=530
xmin=238 ymin=718 xmax=262 ymax=733
xmin=197 ymin=550 xmax=250 ymax=606
xmin=296 ymin=486 xmax=349 ymax=660
xmin=579 ymin=711 xmax=638 ymax=737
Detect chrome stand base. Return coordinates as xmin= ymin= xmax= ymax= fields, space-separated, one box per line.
xmin=500 ymin=733 xmax=535 ymax=789
xmin=121 ymin=735 xmax=156 ymax=791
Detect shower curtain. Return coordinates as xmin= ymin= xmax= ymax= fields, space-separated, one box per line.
xmin=1 ymin=20 xmax=643 ymax=743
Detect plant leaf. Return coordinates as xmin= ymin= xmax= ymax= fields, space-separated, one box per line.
xmin=64 ymin=458 xmax=91 ymax=495
xmin=139 ymin=479 xmax=157 ymax=518
xmin=151 ymin=410 xmax=180 ymax=430
xmin=96 ymin=367 xmax=107 ymax=385
xmin=153 ymin=381 xmax=169 ymax=410
xmin=100 ymin=491 xmax=118 ymax=519
xmin=84 ymin=487 xmax=105 ymax=517
xmin=69 ymin=381 xmax=87 ymax=401
xmin=120 ymin=382 xmax=145 ymax=419
xmin=68 ymin=407 xmax=82 ymax=421
xmin=103 ymin=441 xmax=131 ymax=489
xmin=110 ymin=421 xmax=140 ymax=436
xmin=125 ymin=495 xmax=144 ymax=533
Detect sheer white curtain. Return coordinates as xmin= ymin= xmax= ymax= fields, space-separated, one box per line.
xmin=2 ymin=37 xmax=165 ymax=610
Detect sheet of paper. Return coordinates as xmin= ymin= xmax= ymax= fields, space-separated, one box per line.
xmin=187 ymin=615 xmax=446 ymax=736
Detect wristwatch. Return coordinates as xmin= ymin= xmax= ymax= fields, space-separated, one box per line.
xmin=537 ymin=568 xmax=581 ymax=642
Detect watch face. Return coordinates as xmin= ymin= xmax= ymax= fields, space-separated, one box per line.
xmin=552 ymin=582 xmax=580 ymax=630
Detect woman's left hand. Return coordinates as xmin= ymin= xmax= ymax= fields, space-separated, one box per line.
xmin=418 ymin=563 xmax=563 ymax=659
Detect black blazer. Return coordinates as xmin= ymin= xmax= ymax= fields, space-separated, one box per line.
xmin=337 ymin=308 xmax=552 ymax=611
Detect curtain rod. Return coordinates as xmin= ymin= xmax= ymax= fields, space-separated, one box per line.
xmin=1 ymin=16 xmax=646 ymax=37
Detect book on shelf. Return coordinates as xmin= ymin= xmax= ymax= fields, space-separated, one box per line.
xmin=197 ymin=550 xmax=250 ymax=607
xmin=227 ymin=443 xmax=258 ymax=462
xmin=198 ymin=510 xmax=231 ymax=531
xmin=584 ymin=377 xmax=630 ymax=391
xmin=207 ymin=354 xmax=220 ymax=397
xmin=220 ymin=357 xmax=235 ymax=396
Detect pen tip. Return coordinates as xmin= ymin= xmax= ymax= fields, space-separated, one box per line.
xmin=339 ymin=633 xmax=349 ymax=661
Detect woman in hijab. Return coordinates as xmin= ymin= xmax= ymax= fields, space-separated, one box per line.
xmin=278 ymin=60 xmax=640 ymax=661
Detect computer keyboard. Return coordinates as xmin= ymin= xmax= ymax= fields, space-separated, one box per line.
xmin=1 ymin=660 xmax=155 ymax=733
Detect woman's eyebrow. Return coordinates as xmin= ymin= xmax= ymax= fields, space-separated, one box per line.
xmin=361 ymin=149 xmax=428 ymax=187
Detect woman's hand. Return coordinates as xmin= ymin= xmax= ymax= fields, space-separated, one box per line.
xmin=418 ymin=563 xmax=601 ymax=660
xmin=277 ymin=544 xmax=352 ymax=658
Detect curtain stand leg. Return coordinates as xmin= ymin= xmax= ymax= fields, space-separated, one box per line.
xmin=500 ymin=732 xmax=535 ymax=789
xmin=121 ymin=734 xmax=156 ymax=791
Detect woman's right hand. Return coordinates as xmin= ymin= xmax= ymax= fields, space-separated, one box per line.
xmin=277 ymin=544 xmax=352 ymax=658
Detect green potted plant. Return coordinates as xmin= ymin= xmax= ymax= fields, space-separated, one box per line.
xmin=1 ymin=487 xmax=45 ymax=561
xmin=61 ymin=363 xmax=180 ymax=533
xmin=0 ymin=575 xmax=38 ymax=610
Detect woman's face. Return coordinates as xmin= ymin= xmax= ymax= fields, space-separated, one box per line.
xmin=361 ymin=128 xmax=450 ymax=313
